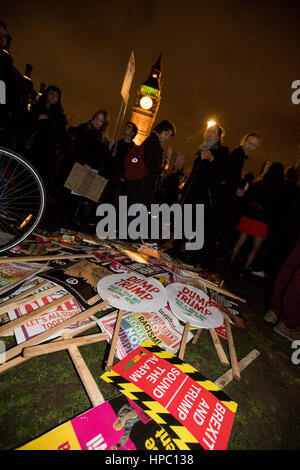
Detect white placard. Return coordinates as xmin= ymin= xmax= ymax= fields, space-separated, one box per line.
xmin=97 ymin=273 xmax=167 ymax=312
xmin=166 ymin=283 xmax=224 ymax=328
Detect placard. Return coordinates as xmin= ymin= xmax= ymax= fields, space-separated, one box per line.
xmin=40 ymin=260 xmax=111 ymax=307
xmin=64 ymin=162 xmax=108 ymax=202
xmin=7 ymin=286 xmax=95 ymax=344
xmin=97 ymin=273 xmax=167 ymax=312
xmin=0 ymin=262 xmax=45 ymax=297
xmin=18 ymin=394 xmax=177 ymax=451
xmin=166 ymin=283 xmax=224 ymax=328
xmin=97 ymin=307 xmax=193 ymax=359
xmin=101 ymin=342 xmax=238 ymax=450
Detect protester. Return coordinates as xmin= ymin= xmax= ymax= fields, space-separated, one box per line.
xmin=0 ymin=20 xmax=28 ymax=151
xmin=261 ymin=165 xmax=300 ymax=309
xmin=179 ymin=123 xmax=230 ymax=267
xmin=24 ymin=85 xmax=68 ymax=193
xmin=158 ymin=167 xmax=185 ymax=205
xmin=71 ymin=109 xmax=111 ymax=177
xmin=125 ymin=120 xmax=175 ymax=207
xmin=229 ymin=162 xmax=284 ymax=278
xmin=105 ymin=121 xmax=138 ymax=207
xmin=229 ymin=132 xmax=261 ymax=195
xmin=264 ymin=235 xmax=300 ymax=341
xmin=57 ymin=109 xmax=111 ymax=228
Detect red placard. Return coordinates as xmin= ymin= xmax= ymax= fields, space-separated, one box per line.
xmin=113 ymin=346 xmax=236 ymax=450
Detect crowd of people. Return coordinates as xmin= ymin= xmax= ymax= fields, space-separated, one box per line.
xmin=1 ymin=19 xmax=299 ymax=341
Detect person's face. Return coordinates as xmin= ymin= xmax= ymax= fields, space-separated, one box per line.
xmin=124 ymin=123 xmax=135 ymax=140
xmin=243 ymin=136 xmax=260 ymax=155
xmin=0 ymin=25 xmax=8 ymax=49
xmin=46 ymin=89 xmax=60 ymax=106
xmin=205 ymin=125 xmax=219 ymax=142
xmin=159 ymin=129 xmax=173 ymax=144
xmin=92 ymin=113 xmax=105 ymax=130
xmin=113 ymin=419 xmax=123 ymax=431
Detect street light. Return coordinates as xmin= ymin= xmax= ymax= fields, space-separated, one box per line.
xmin=207 ymin=120 xmax=217 ymax=128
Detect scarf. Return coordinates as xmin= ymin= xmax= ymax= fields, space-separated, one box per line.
xmin=198 ymin=138 xmax=219 ymax=151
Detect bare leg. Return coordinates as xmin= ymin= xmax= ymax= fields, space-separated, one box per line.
xmin=244 ymin=236 xmax=265 ymax=270
xmin=230 ymin=232 xmax=248 ymax=264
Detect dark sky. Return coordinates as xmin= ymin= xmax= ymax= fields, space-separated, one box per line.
xmin=2 ymin=0 xmax=300 ymax=175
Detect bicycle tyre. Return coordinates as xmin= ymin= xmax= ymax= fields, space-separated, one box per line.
xmin=0 ymin=146 xmax=46 ymax=253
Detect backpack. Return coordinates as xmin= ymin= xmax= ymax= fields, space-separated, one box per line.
xmin=124 ymin=142 xmax=148 ymax=180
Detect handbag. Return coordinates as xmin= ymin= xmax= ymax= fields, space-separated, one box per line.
xmin=124 ymin=142 xmax=148 ymax=180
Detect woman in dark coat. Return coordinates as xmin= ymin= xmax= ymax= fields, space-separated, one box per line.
xmin=61 ymin=109 xmax=111 ymax=227
xmin=179 ymin=123 xmax=231 ymax=266
xmin=125 ymin=120 xmax=175 ymax=207
xmin=71 ymin=109 xmax=111 ymax=177
xmin=230 ymin=162 xmax=284 ymax=276
xmin=25 ymin=85 xmax=67 ymax=192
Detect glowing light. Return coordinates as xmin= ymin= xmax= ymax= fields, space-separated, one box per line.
xmin=19 ymin=214 xmax=33 ymax=229
xmin=207 ymin=120 xmax=217 ymax=128
xmin=122 ymin=249 xmax=150 ymax=264
xmin=140 ymin=96 xmax=153 ymax=110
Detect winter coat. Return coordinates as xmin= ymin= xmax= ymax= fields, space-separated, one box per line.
xmin=125 ymin=131 xmax=163 ymax=206
xmin=181 ymin=142 xmax=230 ymax=208
xmin=71 ymin=122 xmax=111 ymax=177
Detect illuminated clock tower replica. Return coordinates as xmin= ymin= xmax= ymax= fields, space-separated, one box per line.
xmin=130 ymin=54 xmax=162 ymax=145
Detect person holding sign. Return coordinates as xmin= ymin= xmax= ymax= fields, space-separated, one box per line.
xmin=61 ymin=109 xmax=112 ymax=228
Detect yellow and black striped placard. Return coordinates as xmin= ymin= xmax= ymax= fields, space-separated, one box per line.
xmin=101 ymin=340 xmax=238 ymax=450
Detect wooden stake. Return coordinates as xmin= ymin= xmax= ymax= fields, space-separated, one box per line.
xmin=105 ymin=309 xmax=124 ymax=371
xmin=0 ymin=253 xmax=97 ymax=264
xmin=178 ymin=321 xmax=190 ymax=360
xmin=63 ymin=332 xmax=105 ymax=407
xmin=0 ymin=293 xmax=73 ymax=337
xmin=192 ymin=328 xmax=203 ymax=345
xmin=0 ymin=285 xmax=63 ymax=316
xmin=0 ymin=337 xmax=64 ymax=374
xmin=0 ymin=324 xmax=96 ymax=374
xmin=215 ymin=349 xmax=260 ymax=389
xmin=0 ymin=279 xmax=50 ymax=310
xmin=22 ymin=333 xmax=109 ymax=358
xmin=3 ymin=301 xmax=110 ymax=363
xmin=224 ymin=316 xmax=240 ymax=381
xmin=209 ymin=328 xmax=230 ymax=367
xmin=87 ymin=294 xmax=101 ymax=306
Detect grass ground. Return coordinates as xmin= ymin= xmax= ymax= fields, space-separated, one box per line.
xmin=0 ymin=263 xmax=299 ymax=451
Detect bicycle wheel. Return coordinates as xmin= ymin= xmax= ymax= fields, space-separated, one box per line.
xmin=0 ymin=146 xmax=46 ymax=253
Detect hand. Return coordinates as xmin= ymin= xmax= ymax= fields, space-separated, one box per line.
xmin=38 ymin=113 xmax=49 ymax=120
xmin=109 ymin=137 xmax=116 ymax=151
xmin=205 ymin=150 xmax=214 ymax=162
xmin=236 ymin=188 xmax=245 ymax=197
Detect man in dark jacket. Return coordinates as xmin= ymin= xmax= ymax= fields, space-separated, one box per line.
xmin=0 ymin=20 xmax=27 ymax=150
xmin=229 ymin=132 xmax=261 ymax=195
xmin=179 ymin=124 xmax=230 ymax=267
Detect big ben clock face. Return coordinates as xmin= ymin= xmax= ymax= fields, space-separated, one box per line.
xmin=140 ymin=95 xmax=153 ymax=110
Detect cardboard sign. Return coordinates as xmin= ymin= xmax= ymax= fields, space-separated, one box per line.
xmin=166 ymin=283 xmax=224 ymax=329
xmin=64 ymin=162 xmax=108 ymax=202
xmin=102 ymin=342 xmax=237 ymax=450
xmin=0 ymin=262 xmax=45 ymax=297
xmin=40 ymin=260 xmax=111 ymax=307
xmin=97 ymin=273 xmax=167 ymax=312
xmin=120 ymin=51 xmax=135 ymax=105
xmin=97 ymin=307 xmax=193 ymax=359
xmin=7 ymin=286 xmax=95 ymax=344
xmin=18 ymin=394 xmax=177 ymax=451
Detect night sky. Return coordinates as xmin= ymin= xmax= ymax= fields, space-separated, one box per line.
xmin=2 ymin=0 xmax=300 ymax=175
